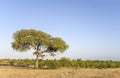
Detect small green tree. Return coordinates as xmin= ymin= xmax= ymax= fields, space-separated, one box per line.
xmin=11 ymin=29 xmax=68 ymax=69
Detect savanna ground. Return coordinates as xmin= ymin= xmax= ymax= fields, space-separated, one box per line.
xmin=0 ymin=66 xmax=120 ymax=78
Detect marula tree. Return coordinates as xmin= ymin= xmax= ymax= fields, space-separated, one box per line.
xmin=11 ymin=29 xmax=68 ymax=69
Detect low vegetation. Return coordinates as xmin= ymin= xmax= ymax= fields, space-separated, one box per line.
xmin=0 ymin=57 xmax=120 ymax=69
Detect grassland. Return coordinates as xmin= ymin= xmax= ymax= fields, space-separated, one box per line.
xmin=0 ymin=66 xmax=120 ymax=78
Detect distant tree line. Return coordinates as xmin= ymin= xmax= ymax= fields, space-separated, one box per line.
xmin=0 ymin=57 xmax=120 ymax=69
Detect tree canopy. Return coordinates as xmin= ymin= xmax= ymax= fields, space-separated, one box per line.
xmin=12 ymin=29 xmax=68 ymax=52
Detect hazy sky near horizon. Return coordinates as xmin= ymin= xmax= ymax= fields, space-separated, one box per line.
xmin=0 ymin=0 xmax=120 ymax=60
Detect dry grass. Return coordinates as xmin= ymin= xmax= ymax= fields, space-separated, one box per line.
xmin=0 ymin=66 xmax=120 ymax=78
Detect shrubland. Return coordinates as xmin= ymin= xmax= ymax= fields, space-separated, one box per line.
xmin=0 ymin=57 xmax=120 ymax=69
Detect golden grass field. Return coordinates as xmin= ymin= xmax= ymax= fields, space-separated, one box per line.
xmin=0 ymin=66 xmax=120 ymax=78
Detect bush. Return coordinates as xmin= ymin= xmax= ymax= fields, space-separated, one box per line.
xmin=0 ymin=58 xmax=120 ymax=69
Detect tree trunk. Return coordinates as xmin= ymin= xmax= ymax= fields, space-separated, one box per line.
xmin=35 ymin=52 xmax=39 ymax=69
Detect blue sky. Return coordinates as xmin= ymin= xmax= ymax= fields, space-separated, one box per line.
xmin=0 ymin=0 xmax=120 ymax=60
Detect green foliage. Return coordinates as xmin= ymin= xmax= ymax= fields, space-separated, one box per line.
xmin=9 ymin=59 xmax=17 ymax=66
xmin=59 ymin=57 xmax=71 ymax=67
xmin=12 ymin=29 xmax=51 ymax=51
xmin=9 ymin=59 xmax=35 ymax=66
xmin=39 ymin=59 xmax=61 ymax=69
xmin=48 ymin=37 xmax=69 ymax=52
xmin=0 ymin=58 xmax=120 ymax=69
xmin=38 ymin=59 xmax=120 ymax=69
xmin=11 ymin=29 xmax=68 ymax=54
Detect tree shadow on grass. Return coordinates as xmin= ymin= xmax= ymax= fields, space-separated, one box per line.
xmin=0 ymin=63 xmax=34 ymax=69
xmin=0 ymin=64 xmax=10 ymax=66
